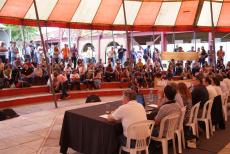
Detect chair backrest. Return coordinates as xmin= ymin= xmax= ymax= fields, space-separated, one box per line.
xmin=222 ymin=92 xmax=229 ymax=106
xmin=188 ymin=102 xmax=200 ymax=124
xmin=178 ymin=107 xmax=186 ymax=130
xmin=201 ymin=99 xmax=213 ymax=119
xmin=221 ymin=93 xmax=226 ymax=105
xmin=136 ymin=94 xmax=145 ymax=107
xmin=158 ymin=113 xmax=180 ymax=139
xmin=126 ymin=120 xmax=155 ymax=149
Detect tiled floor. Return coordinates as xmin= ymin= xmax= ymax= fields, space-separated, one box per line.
xmin=0 ymin=96 xmax=120 ymax=154
xmin=0 ymin=96 xmax=229 ymax=154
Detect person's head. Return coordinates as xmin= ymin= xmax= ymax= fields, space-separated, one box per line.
xmin=209 ymin=45 xmax=213 ymax=50
xmin=99 ymin=58 xmax=102 ymax=62
xmin=216 ymin=74 xmax=223 ymax=81
xmin=204 ymin=77 xmax=212 ymax=86
xmin=220 ymin=46 xmax=223 ymax=50
xmin=64 ymin=44 xmax=68 ymax=48
xmin=178 ymin=82 xmax=191 ymax=98
xmin=147 ymin=45 xmax=150 ymax=48
xmin=23 ymin=64 xmax=29 ymax=70
xmin=130 ymin=85 xmax=139 ymax=94
xmin=168 ymin=82 xmax=178 ymax=91
xmin=191 ymin=46 xmax=194 ymax=50
xmin=122 ymin=90 xmax=136 ymax=104
xmin=164 ymin=85 xmax=177 ymax=101
xmin=53 ymin=71 xmax=59 ymax=77
xmin=6 ymin=64 xmax=12 ymax=70
xmin=212 ymin=77 xmax=220 ymax=86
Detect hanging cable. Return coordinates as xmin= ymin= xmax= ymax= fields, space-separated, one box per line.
xmin=210 ymin=0 xmax=216 ymax=69
xmin=90 ymin=29 xmax=93 ymax=59
xmin=173 ymin=32 xmax=176 ymax=51
xmin=33 ymin=0 xmax=57 ymax=108
xmin=122 ymin=0 xmax=130 ymax=58
xmin=193 ymin=31 xmax=196 ymax=51
xmin=68 ymin=27 xmax=71 ymax=50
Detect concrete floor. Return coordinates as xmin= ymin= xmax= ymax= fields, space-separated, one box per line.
xmin=0 ymin=96 xmax=229 ymax=154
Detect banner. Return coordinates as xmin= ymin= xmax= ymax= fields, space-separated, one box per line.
xmin=161 ymin=52 xmax=199 ymax=60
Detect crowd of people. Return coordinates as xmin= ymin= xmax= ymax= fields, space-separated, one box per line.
xmin=108 ymin=69 xmax=230 ymax=152
xmin=0 ymin=40 xmax=230 ymax=99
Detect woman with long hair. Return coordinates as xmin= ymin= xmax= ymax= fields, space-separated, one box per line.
xmin=178 ymin=82 xmax=192 ymax=124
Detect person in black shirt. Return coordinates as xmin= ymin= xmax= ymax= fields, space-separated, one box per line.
xmin=21 ymin=64 xmax=34 ymax=83
xmin=118 ymin=45 xmax=126 ymax=64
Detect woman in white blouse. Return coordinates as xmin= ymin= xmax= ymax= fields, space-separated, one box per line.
xmin=212 ymin=77 xmax=222 ymax=96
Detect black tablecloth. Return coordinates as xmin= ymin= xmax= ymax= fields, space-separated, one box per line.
xmin=59 ymin=101 xmax=123 ymax=154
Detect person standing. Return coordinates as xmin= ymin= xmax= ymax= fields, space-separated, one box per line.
xmin=199 ymin=46 xmax=208 ymax=67
xmin=24 ymin=43 xmax=31 ymax=62
xmin=208 ymin=45 xmax=215 ymax=66
xmin=29 ymin=40 xmax=35 ymax=61
xmin=143 ymin=45 xmax=151 ymax=62
xmin=0 ymin=42 xmax=8 ymax=63
xmin=217 ymin=46 xmax=225 ymax=64
xmin=107 ymin=46 xmax=116 ymax=66
xmin=71 ymin=43 xmax=78 ymax=68
xmin=61 ymin=44 xmax=70 ymax=62
xmin=53 ymin=45 xmax=60 ymax=64
xmin=9 ymin=42 xmax=19 ymax=64
xmin=118 ymin=45 xmax=126 ymax=64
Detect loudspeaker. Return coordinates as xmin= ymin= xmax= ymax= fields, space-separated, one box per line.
xmin=85 ymin=95 xmax=101 ymax=103
xmin=0 ymin=108 xmax=19 ymax=121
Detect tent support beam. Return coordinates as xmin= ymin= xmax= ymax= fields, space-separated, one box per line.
xmin=33 ymin=0 xmax=58 ymax=108
xmin=122 ymin=0 xmax=130 ymax=58
xmin=210 ymin=0 xmax=216 ymax=69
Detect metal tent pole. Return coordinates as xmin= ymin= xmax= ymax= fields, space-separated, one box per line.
xmin=173 ymin=32 xmax=176 ymax=51
xmin=210 ymin=0 xmax=216 ymax=69
xmin=68 ymin=27 xmax=71 ymax=51
xmin=122 ymin=0 xmax=130 ymax=58
xmin=112 ymin=30 xmax=116 ymax=60
xmin=193 ymin=31 xmax=197 ymax=51
xmin=33 ymin=0 xmax=58 ymax=108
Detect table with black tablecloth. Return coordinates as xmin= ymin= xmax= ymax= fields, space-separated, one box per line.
xmin=59 ymin=101 xmax=123 ymax=154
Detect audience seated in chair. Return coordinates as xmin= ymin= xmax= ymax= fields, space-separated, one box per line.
xmin=108 ymin=90 xmax=147 ymax=152
xmin=70 ymin=69 xmax=80 ymax=90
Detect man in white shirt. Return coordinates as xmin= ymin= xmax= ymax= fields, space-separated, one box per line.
xmin=223 ymin=75 xmax=230 ymax=91
xmin=217 ymin=74 xmax=229 ymax=93
xmin=108 ymin=90 xmax=147 ymax=148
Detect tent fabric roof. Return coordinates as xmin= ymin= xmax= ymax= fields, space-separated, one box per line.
xmin=0 ymin=0 xmax=230 ymax=32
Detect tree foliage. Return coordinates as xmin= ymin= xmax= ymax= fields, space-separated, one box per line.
xmin=4 ymin=24 xmax=38 ymax=42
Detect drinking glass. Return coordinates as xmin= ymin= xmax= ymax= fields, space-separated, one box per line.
xmin=105 ymin=103 xmax=111 ymax=114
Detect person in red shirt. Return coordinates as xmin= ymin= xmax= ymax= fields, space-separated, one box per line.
xmin=56 ymin=71 xmax=69 ymax=100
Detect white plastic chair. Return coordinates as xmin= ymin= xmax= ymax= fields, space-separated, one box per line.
xmin=197 ymin=99 xmax=214 ymax=139
xmin=185 ymin=102 xmax=200 ymax=137
xmin=175 ymin=107 xmax=186 ymax=153
xmin=120 ymin=120 xmax=155 ymax=154
xmin=151 ymin=113 xmax=180 ymax=154
xmin=222 ymin=92 xmax=229 ymax=121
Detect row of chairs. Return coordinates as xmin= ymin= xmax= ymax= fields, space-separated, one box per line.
xmin=120 ymin=91 xmax=230 ymax=154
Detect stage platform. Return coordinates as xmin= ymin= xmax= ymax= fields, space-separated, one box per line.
xmin=0 ymin=82 xmax=158 ymax=108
